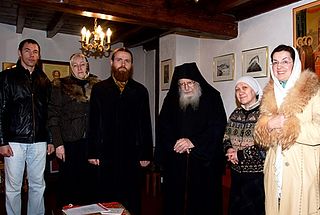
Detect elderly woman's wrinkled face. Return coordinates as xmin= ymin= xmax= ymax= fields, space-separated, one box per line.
xmin=271 ymin=50 xmax=294 ymax=81
xmin=235 ymin=82 xmax=257 ymax=108
xmin=71 ymin=56 xmax=88 ymax=80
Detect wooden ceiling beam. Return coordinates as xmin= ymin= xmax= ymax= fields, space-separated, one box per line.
xmin=16 ymin=5 xmax=26 ymax=34
xmin=20 ymin=0 xmax=238 ymax=39
xmin=47 ymin=12 xmax=64 ymax=38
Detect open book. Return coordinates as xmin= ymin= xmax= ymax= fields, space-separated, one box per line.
xmin=62 ymin=203 xmax=124 ymax=215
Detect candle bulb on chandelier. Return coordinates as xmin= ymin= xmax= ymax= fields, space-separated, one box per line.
xmin=81 ymin=27 xmax=86 ymax=42
xmin=100 ymin=32 xmax=105 ymax=46
xmin=85 ymin=30 xmax=91 ymax=44
xmin=106 ymin=28 xmax=112 ymax=44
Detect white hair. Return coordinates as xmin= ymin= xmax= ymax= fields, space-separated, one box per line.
xmin=179 ymin=82 xmax=202 ymax=111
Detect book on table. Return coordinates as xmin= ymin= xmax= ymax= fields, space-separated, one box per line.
xmin=62 ymin=203 xmax=124 ymax=215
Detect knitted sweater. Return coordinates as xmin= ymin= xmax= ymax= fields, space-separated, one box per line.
xmin=223 ymin=106 xmax=265 ymax=173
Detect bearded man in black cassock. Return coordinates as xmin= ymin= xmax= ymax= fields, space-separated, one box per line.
xmin=155 ymin=62 xmax=227 ymax=215
xmin=87 ymin=47 xmax=153 ymax=215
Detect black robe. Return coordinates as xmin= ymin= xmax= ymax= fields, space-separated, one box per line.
xmin=155 ymin=62 xmax=227 ymax=215
xmin=87 ymin=77 xmax=153 ymax=215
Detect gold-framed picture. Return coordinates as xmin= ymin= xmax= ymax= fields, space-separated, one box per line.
xmin=41 ymin=60 xmax=70 ymax=81
xmin=242 ymin=46 xmax=269 ymax=78
xmin=293 ymin=1 xmax=320 ymax=75
xmin=2 ymin=62 xmax=16 ymax=70
xmin=213 ymin=53 xmax=235 ymax=82
xmin=160 ymin=59 xmax=173 ymax=91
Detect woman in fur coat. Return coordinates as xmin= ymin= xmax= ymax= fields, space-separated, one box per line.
xmin=254 ymin=45 xmax=320 ymax=215
xmin=48 ymin=53 xmax=100 ymax=207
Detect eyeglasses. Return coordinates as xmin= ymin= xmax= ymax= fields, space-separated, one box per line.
xmin=178 ymin=81 xmax=195 ymax=88
xmin=271 ymin=60 xmax=293 ymax=67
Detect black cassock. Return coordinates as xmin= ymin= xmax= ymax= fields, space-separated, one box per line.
xmin=87 ymin=77 xmax=153 ymax=215
xmin=156 ymin=63 xmax=227 ymax=215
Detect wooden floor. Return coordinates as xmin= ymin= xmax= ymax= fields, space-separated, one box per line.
xmin=0 ymin=171 xmax=230 ymax=215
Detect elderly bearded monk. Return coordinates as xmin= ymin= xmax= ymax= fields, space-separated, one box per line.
xmin=155 ymin=62 xmax=227 ymax=215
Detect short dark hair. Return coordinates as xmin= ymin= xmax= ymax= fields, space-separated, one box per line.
xmin=271 ymin=45 xmax=295 ymax=63
xmin=18 ymin=39 xmax=41 ymax=53
xmin=111 ymin=47 xmax=133 ymax=64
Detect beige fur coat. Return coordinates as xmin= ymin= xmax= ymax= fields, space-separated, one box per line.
xmin=254 ymin=70 xmax=320 ymax=215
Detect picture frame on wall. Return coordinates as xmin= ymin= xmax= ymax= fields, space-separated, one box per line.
xmin=242 ymin=46 xmax=268 ymax=78
xmin=42 ymin=60 xmax=70 ymax=81
xmin=160 ymin=59 xmax=173 ymax=91
xmin=213 ymin=53 xmax=234 ymax=82
xmin=2 ymin=62 xmax=16 ymax=70
xmin=293 ymin=1 xmax=320 ymax=76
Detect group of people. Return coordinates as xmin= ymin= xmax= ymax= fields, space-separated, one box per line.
xmin=0 ymin=38 xmax=319 ymax=215
xmin=155 ymin=44 xmax=320 ymax=215
xmin=0 ymin=40 xmax=153 ymax=215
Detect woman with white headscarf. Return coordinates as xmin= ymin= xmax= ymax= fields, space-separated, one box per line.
xmin=255 ymin=45 xmax=320 ymax=215
xmin=223 ymin=76 xmax=265 ymax=215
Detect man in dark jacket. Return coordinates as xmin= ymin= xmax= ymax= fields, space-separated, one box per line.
xmin=155 ymin=62 xmax=227 ymax=215
xmin=0 ymin=39 xmax=54 ymax=215
xmin=87 ymin=47 xmax=153 ymax=215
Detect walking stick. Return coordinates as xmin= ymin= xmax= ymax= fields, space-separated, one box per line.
xmin=183 ymin=152 xmax=190 ymax=215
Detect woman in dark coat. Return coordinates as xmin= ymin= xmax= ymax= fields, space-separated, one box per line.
xmin=48 ymin=53 xmax=100 ymax=207
xmin=156 ymin=62 xmax=227 ymax=215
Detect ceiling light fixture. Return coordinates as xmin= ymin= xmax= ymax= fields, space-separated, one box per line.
xmin=80 ymin=18 xmax=112 ymax=58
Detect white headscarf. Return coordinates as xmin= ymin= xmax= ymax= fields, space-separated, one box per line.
xmin=270 ymin=46 xmax=301 ymax=107
xmin=235 ymin=76 xmax=263 ymax=110
xmin=236 ymin=76 xmax=263 ymax=101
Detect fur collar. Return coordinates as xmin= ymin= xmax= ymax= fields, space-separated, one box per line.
xmin=259 ymin=70 xmax=320 ymax=149
xmin=54 ymin=75 xmax=100 ymax=103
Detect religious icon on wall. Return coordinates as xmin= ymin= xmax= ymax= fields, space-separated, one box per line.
xmin=293 ymin=1 xmax=320 ymax=76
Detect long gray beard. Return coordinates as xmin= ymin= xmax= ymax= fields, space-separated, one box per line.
xmin=179 ymin=85 xmax=202 ymax=111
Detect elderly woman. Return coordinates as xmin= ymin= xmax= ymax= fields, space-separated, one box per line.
xmin=255 ymin=45 xmax=320 ymax=214
xmin=223 ymin=76 xmax=265 ymax=215
xmin=48 ymin=53 xmax=100 ymax=207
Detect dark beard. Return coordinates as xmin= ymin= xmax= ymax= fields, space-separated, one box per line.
xmin=111 ymin=65 xmax=133 ymax=82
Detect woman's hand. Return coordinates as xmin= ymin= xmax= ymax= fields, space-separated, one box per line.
xmin=56 ymin=145 xmax=65 ymax=162
xmin=267 ymin=114 xmax=286 ymax=132
xmin=226 ymin=148 xmax=238 ymax=164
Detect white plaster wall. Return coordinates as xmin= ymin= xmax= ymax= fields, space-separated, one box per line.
xmin=145 ymin=50 xmax=156 ymax=144
xmin=160 ymin=0 xmax=315 ymax=117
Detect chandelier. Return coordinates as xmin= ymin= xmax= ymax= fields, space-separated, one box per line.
xmin=80 ymin=18 xmax=112 ymax=58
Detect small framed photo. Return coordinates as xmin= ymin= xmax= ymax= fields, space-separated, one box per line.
xmin=213 ymin=53 xmax=235 ymax=82
xmin=42 ymin=60 xmax=70 ymax=81
xmin=2 ymin=62 xmax=16 ymax=70
xmin=242 ymin=46 xmax=269 ymax=78
xmin=160 ymin=59 xmax=173 ymax=91
xmin=49 ymin=158 xmax=59 ymax=173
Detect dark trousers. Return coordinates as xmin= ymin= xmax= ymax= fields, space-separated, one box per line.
xmin=228 ymin=170 xmax=265 ymax=215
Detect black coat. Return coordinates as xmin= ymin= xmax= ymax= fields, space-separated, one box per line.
xmin=87 ymin=76 xmax=153 ymax=214
xmin=48 ymin=74 xmax=100 ymax=147
xmin=155 ymin=62 xmax=227 ymax=215
xmin=0 ymin=60 xmax=51 ymax=145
